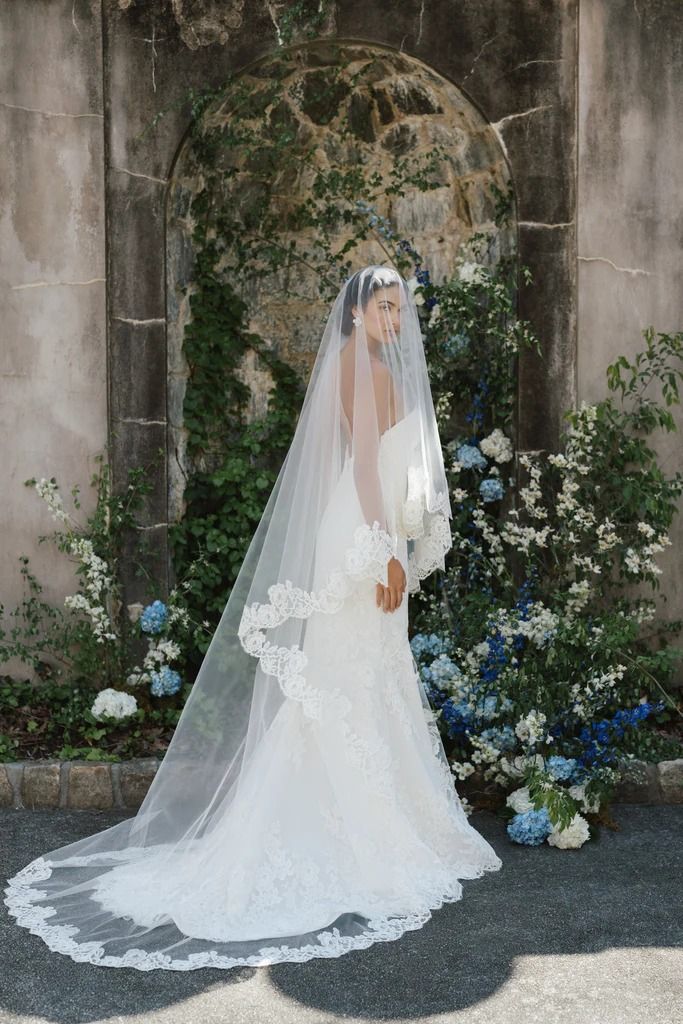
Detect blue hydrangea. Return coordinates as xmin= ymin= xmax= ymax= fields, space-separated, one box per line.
xmin=150 ymin=666 xmax=182 ymax=697
xmin=479 ymin=724 xmax=517 ymax=751
xmin=546 ymin=755 xmax=578 ymax=782
xmin=472 ymin=692 xmax=500 ymax=722
xmin=507 ymin=808 xmax=552 ymax=846
xmin=426 ymin=653 xmax=462 ymax=688
xmin=442 ymin=332 xmax=470 ymax=358
xmin=479 ymin=476 xmax=504 ymax=503
xmin=456 ymin=443 xmax=488 ymax=471
xmin=410 ymin=632 xmax=449 ymax=661
xmin=140 ymin=600 xmax=168 ymax=635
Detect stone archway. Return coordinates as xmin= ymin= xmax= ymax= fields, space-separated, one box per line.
xmin=165 ymin=42 xmax=517 ymax=531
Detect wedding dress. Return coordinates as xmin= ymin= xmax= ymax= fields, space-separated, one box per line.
xmin=4 ymin=265 xmax=502 ymax=970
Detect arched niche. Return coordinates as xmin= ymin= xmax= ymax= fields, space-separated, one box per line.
xmin=165 ymin=43 xmax=516 ymax=529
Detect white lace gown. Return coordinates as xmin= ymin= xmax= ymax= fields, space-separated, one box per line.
xmin=4 ymin=410 xmax=503 ymax=970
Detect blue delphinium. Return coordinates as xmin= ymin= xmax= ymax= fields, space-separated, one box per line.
xmin=140 ymin=600 xmax=168 ymax=635
xmin=456 ymin=443 xmax=488 ymax=471
xmin=507 ymin=808 xmax=552 ymax=846
xmin=440 ymin=697 xmax=473 ymax=738
xmin=150 ymin=666 xmax=182 ymax=697
xmin=578 ymin=700 xmax=665 ymax=767
xmin=546 ymin=755 xmax=579 ymax=782
xmin=480 ymin=476 xmax=504 ymax=503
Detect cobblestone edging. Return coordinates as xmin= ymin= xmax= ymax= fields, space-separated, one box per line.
xmin=0 ymin=756 xmax=682 ymax=810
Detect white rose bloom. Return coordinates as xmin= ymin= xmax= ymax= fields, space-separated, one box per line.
xmin=479 ymin=428 xmax=513 ymax=463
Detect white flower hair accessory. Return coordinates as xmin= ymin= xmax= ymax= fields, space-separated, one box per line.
xmin=371 ymin=267 xmax=400 ymax=288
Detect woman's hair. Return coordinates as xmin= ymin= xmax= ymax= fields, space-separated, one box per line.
xmin=340 ymin=267 xmax=399 ymax=335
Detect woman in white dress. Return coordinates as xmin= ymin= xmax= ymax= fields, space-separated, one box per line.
xmin=4 ymin=265 xmax=502 ymax=971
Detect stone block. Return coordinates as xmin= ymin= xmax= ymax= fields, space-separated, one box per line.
xmin=0 ymin=765 xmax=14 ymax=807
xmin=21 ymin=764 xmax=61 ymax=809
xmin=119 ymin=759 xmax=159 ymax=808
xmin=613 ymin=759 xmax=660 ymax=803
xmin=67 ymin=764 xmax=114 ymax=809
xmin=657 ymin=759 xmax=683 ymax=804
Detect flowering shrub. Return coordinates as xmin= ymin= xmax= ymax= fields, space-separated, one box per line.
xmin=0 ymin=456 xmax=215 ymax=761
xmin=399 ymin=232 xmax=683 ymax=848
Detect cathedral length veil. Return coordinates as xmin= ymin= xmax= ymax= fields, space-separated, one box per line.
xmin=4 ymin=265 xmax=502 ymax=971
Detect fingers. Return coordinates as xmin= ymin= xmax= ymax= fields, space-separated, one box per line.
xmin=377 ymin=583 xmax=405 ymax=613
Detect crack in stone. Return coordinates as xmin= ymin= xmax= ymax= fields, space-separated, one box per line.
xmin=113 ymin=316 xmax=166 ymax=325
xmin=492 ymin=104 xmax=554 ymax=130
xmin=519 ymin=221 xmax=574 ymax=229
xmin=578 ymin=256 xmax=653 ymax=277
xmin=416 ymin=0 xmax=426 ymax=47
xmin=119 ymin=418 xmax=167 ymax=425
xmin=264 ymin=1 xmax=283 ymax=46
xmin=462 ymin=33 xmax=504 ymax=85
xmin=112 ymin=166 xmax=168 ymax=185
xmin=12 ymin=278 xmax=105 ymax=290
xmin=0 ymin=101 xmax=103 ymax=119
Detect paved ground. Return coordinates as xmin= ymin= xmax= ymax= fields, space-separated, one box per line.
xmin=0 ymin=805 xmax=681 ymax=1024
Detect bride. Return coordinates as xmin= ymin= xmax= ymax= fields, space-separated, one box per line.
xmin=4 ymin=265 xmax=502 ymax=970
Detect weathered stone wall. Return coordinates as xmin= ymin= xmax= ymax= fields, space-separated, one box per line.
xmin=578 ymin=0 xmax=683 ymax=635
xmin=0 ymin=0 xmax=107 ymax=677
xmin=2 ymin=0 xmax=682 ymax=678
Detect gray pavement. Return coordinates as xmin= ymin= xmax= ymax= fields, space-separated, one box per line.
xmin=0 ymin=805 xmax=681 ymax=1024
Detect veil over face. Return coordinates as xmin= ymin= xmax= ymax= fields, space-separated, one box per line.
xmin=4 ymin=264 xmax=460 ymax=970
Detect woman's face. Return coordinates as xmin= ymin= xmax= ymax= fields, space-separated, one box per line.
xmin=353 ymin=284 xmax=401 ymax=345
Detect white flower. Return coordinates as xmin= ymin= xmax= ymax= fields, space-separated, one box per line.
xmin=127 ymin=602 xmax=144 ymax=623
xmin=568 ymin=783 xmax=601 ymax=814
xmin=91 ymin=687 xmax=138 ymax=721
xmin=479 ymin=428 xmax=513 ymax=464
xmin=506 ymin=786 xmax=535 ymax=813
xmin=428 ymin=303 xmax=441 ymax=326
xmin=405 ymin=276 xmax=425 ymax=305
xmin=515 ymin=710 xmax=547 ymax=745
xmin=546 ymin=812 xmax=591 ymax=849
xmin=457 ymin=260 xmax=488 ymax=285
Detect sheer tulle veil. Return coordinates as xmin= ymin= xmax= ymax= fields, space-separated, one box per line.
xmin=4 ymin=264 xmax=464 ymax=969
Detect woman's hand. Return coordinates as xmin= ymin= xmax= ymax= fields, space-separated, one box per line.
xmin=375 ymin=556 xmax=407 ymax=613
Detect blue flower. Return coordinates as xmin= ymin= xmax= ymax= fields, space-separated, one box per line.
xmin=507 ymin=808 xmax=552 ymax=846
xmin=546 ymin=755 xmax=579 ymax=782
xmin=150 ymin=666 xmax=182 ymax=697
xmin=479 ymin=724 xmax=517 ymax=751
xmin=442 ymin=332 xmax=470 ymax=358
xmin=140 ymin=600 xmax=168 ymax=635
xmin=410 ymin=632 xmax=449 ymax=661
xmin=456 ymin=443 xmax=488 ymax=471
xmin=480 ymin=477 xmax=504 ymax=503
xmin=440 ymin=697 xmax=473 ymax=738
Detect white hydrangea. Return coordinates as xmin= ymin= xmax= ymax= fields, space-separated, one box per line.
xmin=91 ymin=687 xmax=138 ymax=721
xmin=547 ymin=812 xmax=591 ymax=849
xmin=479 ymin=427 xmax=513 ymax=464
xmin=506 ymin=785 xmax=535 ymax=813
xmin=568 ymin=783 xmax=601 ymax=814
xmin=457 ymin=260 xmax=488 ymax=285
xmin=405 ymin=275 xmax=425 ymax=305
